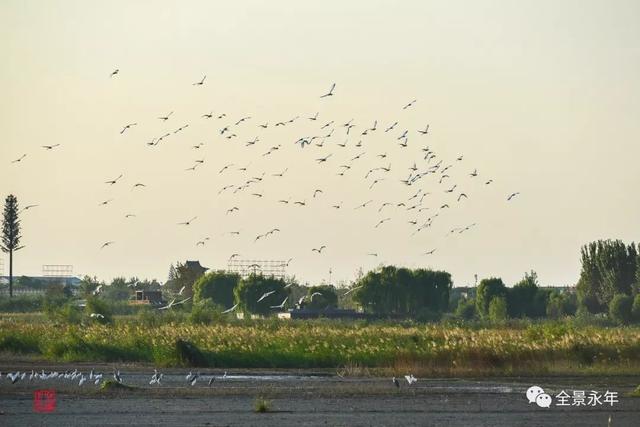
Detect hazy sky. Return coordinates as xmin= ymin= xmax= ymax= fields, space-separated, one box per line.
xmin=1 ymin=0 xmax=639 ymax=288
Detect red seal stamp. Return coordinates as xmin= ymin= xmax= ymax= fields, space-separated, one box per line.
xmin=33 ymin=389 xmax=56 ymax=413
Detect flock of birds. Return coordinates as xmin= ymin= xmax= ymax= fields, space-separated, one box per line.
xmin=9 ymin=71 xmax=521 ymax=286
xmin=1 ymin=367 xmax=418 ymax=389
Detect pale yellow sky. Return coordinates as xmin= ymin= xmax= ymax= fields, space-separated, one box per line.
xmin=1 ymin=0 xmax=639 ymax=287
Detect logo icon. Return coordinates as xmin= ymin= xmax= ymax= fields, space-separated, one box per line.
xmin=526 ymin=385 xmax=552 ymax=408
xmin=535 ymin=393 xmax=552 ymax=408
xmin=33 ymin=389 xmax=56 ymax=413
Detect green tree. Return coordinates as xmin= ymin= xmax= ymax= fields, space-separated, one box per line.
xmin=475 ymin=277 xmax=507 ymax=319
xmin=507 ymin=271 xmax=540 ymax=318
xmin=78 ymin=275 xmax=103 ymax=297
xmin=102 ymin=277 xmax=131 ymax=300
xmin=234 ymin=274 xmax=289 ymax=316
xmin=352 ymin=266 xmax=451 ymax=316
xmin=631 ymin=294 xmax=640 ymax=323
xmin=304 ymin=284 xmax=338 ymax=310
xmin=488 ymin=296 xmax=508 ymax=321
xmin=609 ymin=293 xmax=633 ymax=324
xmin=165 ymin=261 xmax=208 ymax=297
xmin=1 ymin=194 xmax=24 ymax=298
xmin=455 ymin=298 xmax=476 ymax=320
xmin=577 ymin=240 xmax=637 ymax=313
xmin=193 ymin=270 xmax=240 ymax=308
xmin=546 ymin=291 xmax=566 ymax=319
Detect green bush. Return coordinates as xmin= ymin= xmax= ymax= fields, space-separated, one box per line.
xmin=632 ymin=294 xmax=640 ymax=323
xmin=476 ymin=278 xmax=507 ymax=319
xmin=609 ymin=294 xmax=633 ymax=324
xmin=189 ymin=300 xmax=223 ymax=324
xmin=455 ymin=299 xmax=476 ymax=320
xmin=0 ymin=295 xmax=43 ymax=312
xmin=85 ymin=297 xmax=113 ymax=324
xmin=305 ymin=285 xmax=338 ymax=310
xmin=193 ymin=271 xmax=240 ymax=307
xmin=488 ymin=297 xmax=508 ymax=322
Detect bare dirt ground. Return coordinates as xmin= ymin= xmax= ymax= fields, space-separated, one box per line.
xmin=0 ymin=363 xmax=638 ymax=426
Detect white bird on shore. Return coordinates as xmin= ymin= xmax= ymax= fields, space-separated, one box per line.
xmin=392 ymin=377 xmax=400 ymax=388
xmin=150 ymin=369 xmax=162 ymax=385
xmin=79 ymin=375 xmax=86 ymax=386
xmin=8 ymin=372 xmax=20 ymax=384
xmin=208 ymin=376 xmax=215 ymax=387
xmin=404 ymin=374 xmax=417 ymax=385
xmin=113 ymin=369 xmax=122 ymax=384
xmin=90 ymin=313 xmax=104 ymax=319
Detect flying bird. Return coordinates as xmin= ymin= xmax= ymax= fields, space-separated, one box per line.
xmin=110 ymin=69 xmax=119 ymax=78
xmin=120 ymin=123 xmax=137 ymax=134
xmin=158 ymin=111 xmax=173 ymax=121
xmin=375 ymin=218 xmax=391 ymax=228
xmin=257 ymin=290 xmax=276 ymax=302
xmin=100 ymin=241 xmax=114 ymax=249
xmin=20 ymin=204 xmax=39 ymax=212
xmin=418 ymin=125 xmax=430 ymax=135
xmin=312 ymin=246 xmax=327 ymax=253
xmin=270 ymin=297 xmax=288 ymax=309
xmin=221 ymin=303 xmax=239 ymax=314
xmin=343 ymin=286 xmax=363 ymax=296
xmin=12 ymin=154 xmax=27 ymax=163
xmin=178 ymin=216 xmax=197 ymax=225
xmin=193 ymin=75 xmax=206 ymax=86
xmin=42 ymin=144 xmax=60 ymax=150
xmin=105 ymin=174 xmax=123 ymax=185
xmin=402 ymin=99 xmax=417 ymax=109
xmin=507 ymin=192 xmax=520 ymax=201
xmin=320 ymin=83 xmax=336 ymax=98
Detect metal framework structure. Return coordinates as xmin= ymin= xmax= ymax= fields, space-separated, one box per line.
xmin=42 ymin=264 xmax=73 ymax=277
xmin=227 ymin=259 xmax=286 ymax=279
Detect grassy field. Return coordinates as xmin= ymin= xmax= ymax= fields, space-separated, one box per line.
xmin=1 ymin=317 xmax=639 ymax=376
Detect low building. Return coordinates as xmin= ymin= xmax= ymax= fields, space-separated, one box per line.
xmin=132 ymin=290 xmax=164 ymax=305
xmin=277 ymin=308 xmax=368 ymax=320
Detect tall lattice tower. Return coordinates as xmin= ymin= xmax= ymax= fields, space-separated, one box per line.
xmin=42 ymin=265 xmax=73 ymax=278
xmin=227 ymin=259 xmax=286 ymax=279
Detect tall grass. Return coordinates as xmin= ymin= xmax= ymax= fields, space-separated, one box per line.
xmin=0 ymin=319 xmax=638 ymax=376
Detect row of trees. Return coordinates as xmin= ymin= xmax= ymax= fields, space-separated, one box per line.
xmin=469 ymin=271 xmax=577 ymax=321
xmin=350 ymin=266 xmax=451 ymax=317
xmin=192 ymin=271 xmax=339 ymax=315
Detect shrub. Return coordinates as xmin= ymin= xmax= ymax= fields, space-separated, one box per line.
xmin=305 ymin=285 xmax=338 ymax=310
xmin=0 ymin=295 xmax=43 ymax=312
xmin=476 ymin=278 xmax=507 ymax=319
xmin=488 ymin=297 xmax=508 ymax=322
xmin=189 ymin=300 xmax=223 ymax=324
xmin=175 ymin=339 xmax=208 ymax=367
xmin=193 ymin=271 xmax=240 ymax=307
xmin=609 ymin=294 xmax=633 ymax=324
xmin=234 ymin=274 xmax=289 ymax=316
xmin=254 ymin=397 xmax=272 ymax=413
xmin=85 ymin=297 xmax=113 ymax=324
xmin=455 ymin=298 xmax=476 ymax=320
xmin=632 ymin=294 xmax=640 ymax=323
